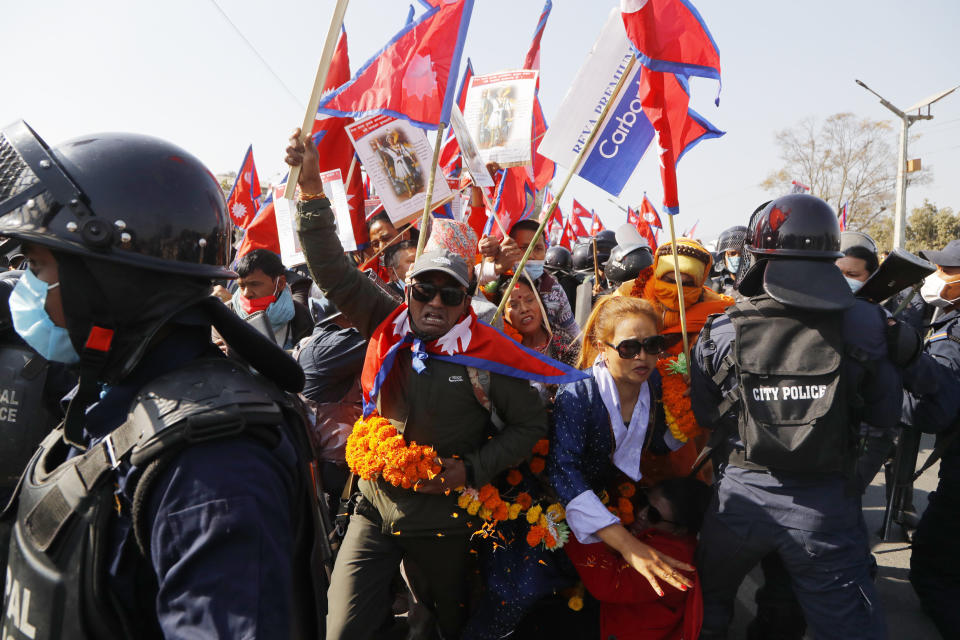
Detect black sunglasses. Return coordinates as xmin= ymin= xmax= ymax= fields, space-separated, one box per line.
xmin=410 ymin=282 xmax=467 ymax=306
xmin=638 ymin=490 xmax=682 ymax=526
xmin=605 ymin=335 xmax=666 ymax=359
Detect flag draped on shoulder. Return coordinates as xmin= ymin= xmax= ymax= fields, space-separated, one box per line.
xmin=621 ymin=0 xmax=723 ymax=215
xmin=316 ymin=0 xmax=474 ymax=129
xmin=225 ymin=146 xmax=262 ymax=230
xmin=360 ymin=305 xmax=588 ymax=416
xmin=312 ymin=25 xmax=368 ymax=248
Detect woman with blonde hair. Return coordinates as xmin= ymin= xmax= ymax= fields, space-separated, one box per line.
xmin=549 ymin=295 xmax=697 ymax=603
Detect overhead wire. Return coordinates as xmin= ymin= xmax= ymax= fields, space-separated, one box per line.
xmin=207 ymin=0 xmax=306 ymax=109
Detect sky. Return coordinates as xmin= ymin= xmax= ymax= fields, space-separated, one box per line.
xmin=2 ymin=0 xmax=958 ymax=243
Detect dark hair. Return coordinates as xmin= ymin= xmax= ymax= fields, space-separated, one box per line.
xmin=509 ymin=219 xmax=541 ymax=239
xmin=656 ymin=477 xmax=712 ymax=535
xmin=384 ymin=240 xmax=418 ymax=268
xmin=843 ymin=245 xmax=879 ymax=275
xmin=366 ymin=212 xmax=392 ymax=231
xmin=235 ymin=249 xmax=285 ymax=279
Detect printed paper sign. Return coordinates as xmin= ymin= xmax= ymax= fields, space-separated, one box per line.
xmin=346 ymin=114 xmax=452 ymax=227
xmin=463 ymin=70 xmax=539 ymax=167
xmin=274 ymin=169 xmax=356 ymax=267
xmin=448 ymin=105 xmax=495 ymax=187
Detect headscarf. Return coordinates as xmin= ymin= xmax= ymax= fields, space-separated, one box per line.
xmin=616 ymin=239 xmax=734 ymax=354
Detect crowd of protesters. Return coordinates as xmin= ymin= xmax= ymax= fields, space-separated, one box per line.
xmin=0 ymin=120 xmax=957 ymax=640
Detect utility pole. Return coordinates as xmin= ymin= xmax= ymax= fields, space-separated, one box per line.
xmin=856 ymin=80 xmax=958 ymax=249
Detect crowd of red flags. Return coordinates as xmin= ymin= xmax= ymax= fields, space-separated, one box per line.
xmin=228 ymin=0 xmax=722 ymax=265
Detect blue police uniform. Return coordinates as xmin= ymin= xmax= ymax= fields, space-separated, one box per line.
xmin=691 ymin=299 xmax=901 ymax=639
xmin=84 ymin=324 xmax=303 ymax=638
xmin=905 ymin=307 xmax=960 ymax=637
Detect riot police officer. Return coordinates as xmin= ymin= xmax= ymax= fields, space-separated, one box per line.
xmin=544 ymin=245 xmax=580 ymax=309
xmin=0 ymin=122 xmax=324 ymax=639
xmin=691 ymin=195 xmax=907 ymax=639
xmin=603 ymin=242 xmax=653 ymax=289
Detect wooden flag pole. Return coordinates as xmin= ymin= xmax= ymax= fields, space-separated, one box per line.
xmin=345 ymin=154 xmax=358 ymax=189
xmin=287 ymin=0 xmax=350 ymax=196
xmin=666 ymin=214 xmax=691 ymax=364
xmin=415 ymin=122 xmax=447 ymax=260
xmin=492 ymin=57 xmax=636 ymax=324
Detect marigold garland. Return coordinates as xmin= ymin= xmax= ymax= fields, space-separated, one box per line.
xmin=655 ymin=355 xmax=702 ymax=444
xmin=345 ymin=413 xmax=442 ymax=489
xmin=628 ymin=265 xmax=656 ymax=299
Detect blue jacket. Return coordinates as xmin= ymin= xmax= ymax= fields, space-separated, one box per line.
xmin=548 ymin=370 xmax=669 ymax=507
xmin=903 ymin=308 xmax=960 ymax=483
xmin=83 ymin=325 xmax=304 ymax=639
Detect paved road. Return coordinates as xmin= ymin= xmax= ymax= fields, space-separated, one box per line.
xmin=731 ymin=433 xmax=943 ymax=639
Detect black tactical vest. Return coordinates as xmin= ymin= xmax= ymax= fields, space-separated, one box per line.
xmin=1 ymin=359 xmax=326 ymax=640
xmin=0 ymin=343 xmax=53 ymax=493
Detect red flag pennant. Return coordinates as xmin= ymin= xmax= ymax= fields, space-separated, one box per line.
xmin=225 ymin=145 xmax=262 ymax=230
xmin=640 ymin=193 xmax=663 ymax=228
xmin=312 ymin=26 xmax=369 ymax=249
xmin=590 ymin=211 xmax=606 ymax=234
xmin=571 ymin=198 xmax=592 ymax=219
xmin=620 ymin=0 xmax=721 ymax=84
xmin=316 ymin=1 xmax=474 ymax=129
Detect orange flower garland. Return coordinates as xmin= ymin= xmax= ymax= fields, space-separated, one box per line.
xmin=628 ymin=265 xmax=655 ymax=299
xmin=452 ymin=439 xmax=569 ymax=550
xmin=655 ymin=356 xmax=702 ymax=443
xmin=345 ymin=413 xmax=442 ymax=489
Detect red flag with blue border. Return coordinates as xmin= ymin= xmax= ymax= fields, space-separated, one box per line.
xmin=316 ymin=0 xmax=474 ymax=129
xmin=225 ymin=145 xmax=262 ymax=230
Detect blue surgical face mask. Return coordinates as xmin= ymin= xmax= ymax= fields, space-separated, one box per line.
xmin=523 ymin=260 xmax=545 ymax=282
xmin=725 ymin=255 xmax=740 ymax=274
xmin=10 ymin=269 xmax=81 ymax=364
xmin=266 ymin=286 xmax=295 ymax=328
xmin=845 ymin=276 xmax=864 ymax=293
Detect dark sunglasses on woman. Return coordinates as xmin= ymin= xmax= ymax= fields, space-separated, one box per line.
xmin=605 ymin=335 xmax=667 ymax=359
xmin=409 ymin=282 xmax=467 ymax=306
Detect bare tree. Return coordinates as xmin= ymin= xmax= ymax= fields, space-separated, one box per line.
xmin=761 ymin=113 xmax=930 ymax=231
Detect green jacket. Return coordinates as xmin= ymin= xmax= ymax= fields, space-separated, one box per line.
xmin=296 ymin=198 xmax=547 ymax=536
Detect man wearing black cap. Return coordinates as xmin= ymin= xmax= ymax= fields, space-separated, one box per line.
xmin=286 ymin=131 xmax=548 ymax=640
xmin=907 ymin=239 xmax=960 ymax=637
xmin=690 ymin=194 xmax=908 ymax=639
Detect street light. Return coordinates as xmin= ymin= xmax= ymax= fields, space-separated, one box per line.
xmin=856 ymin=79 xmax=959 ymax=249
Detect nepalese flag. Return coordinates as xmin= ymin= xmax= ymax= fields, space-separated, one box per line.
xmin=791 ymin=180 xmax=810 ymax=194
xmin=439 ymin=58 xmax=475 ymax=175
xmin=636 ymin=217 xmax=658 ymax=250
xmin=571 ymin=198 xmax=592 ymax=219
xmin=235 ymin=180 xmax=285 ymax=259
xmin=524 ymin=1 xmax=556 ymax=191
xmin=839 ymin=201 xmax=847 ymax=231
xmin=225 ymin=145 xmax=262 ymax=229
xmin=627 ymin=206 xmax=640 ymax=227
xmin=485 ymin=167 xmax=536 ymax=238
xmin=620 ymin=0 xmax=721 ymax=85
xmin=360 ymin=305 xmax=588 ymax=416
xmin=683 ymin=219 xmax=699 ymax=238
xmin=560 ymin=217 xmax=578 ymax=250
xmin=637 ymin=68 xmax=723 ymax=214
xmin=316 ymin=0 xmax=474 ymax=129
xmin=312 ymin=25 xmax=369 ymax=248
xmin=590 ymin=211 xmax=606 ymax=234
xmin=571 ymin=212 xmax=590 ymax=238
xmin=640 ymin=193 xmax=663 ymax=228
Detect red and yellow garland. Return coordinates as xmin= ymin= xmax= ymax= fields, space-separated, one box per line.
xmin=655 ymin=356 xmax=702 ymax=443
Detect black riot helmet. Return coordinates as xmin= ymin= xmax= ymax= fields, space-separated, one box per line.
xmin=545 ymin=245 xmax=573 ymax=274
xmin=0 ymin=122 xmax=266 ymax=447
xmin=572 ymin=242 xmax=594 ymax=274
xmin=716 ymin=225 xmax=748 ymax=254
xmin=0 ymin=120 xmax=234 ymax=279
xmin=593 ymin=230 xmax=618 ymax=269
xmin=745 ymin=194 xmax=843 ymax=260
xmin=604 ymin=243 xmax=653 ymax=286
xmin=740 ymin=194 xmax=852 ymax=311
